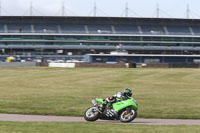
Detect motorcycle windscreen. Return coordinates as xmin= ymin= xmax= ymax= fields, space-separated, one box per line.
xmin=112 ymin=99 xmax=138 ymax=112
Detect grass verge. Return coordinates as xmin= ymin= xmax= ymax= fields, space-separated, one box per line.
xmin=0 ymin=122 xmax=200 ymax=133
xmin=0 ymin=67 xmax=200 ymax=119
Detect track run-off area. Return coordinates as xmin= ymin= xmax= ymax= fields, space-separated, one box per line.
xmin=0 ymin=114 xmax=200 ymax=125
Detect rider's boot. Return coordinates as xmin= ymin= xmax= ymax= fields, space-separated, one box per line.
xmin=99 ymin=101 xmax=107 ymax=112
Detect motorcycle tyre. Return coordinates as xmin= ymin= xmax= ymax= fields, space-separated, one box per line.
xmin=119 ymin=109 xmax=137 ymax=123
xmin=84 ymin=106 xmax=99 ymax=121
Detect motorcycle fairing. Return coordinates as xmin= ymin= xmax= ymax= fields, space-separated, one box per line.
xmin=112 ymin=99 xmax=138 ymax=112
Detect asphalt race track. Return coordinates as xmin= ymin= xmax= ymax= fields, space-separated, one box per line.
xmin=0 ymin=114 xmax=200 ymax=125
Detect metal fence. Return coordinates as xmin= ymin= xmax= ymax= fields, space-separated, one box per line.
xmin=0 ymin=62 xmax=37 ymax=67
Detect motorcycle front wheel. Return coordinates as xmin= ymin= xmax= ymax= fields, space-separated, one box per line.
xmin=119 ymin=108 xmax=137 ymax=123
xmin=84 ymin=106 xmax=99 ymax=121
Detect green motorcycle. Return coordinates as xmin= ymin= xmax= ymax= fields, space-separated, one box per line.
xmin=84 ymin=97 xmax=138 ymax=123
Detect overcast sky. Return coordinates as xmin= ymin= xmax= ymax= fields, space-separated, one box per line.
xmin=1 ymin=0 xmax=200 ymax=19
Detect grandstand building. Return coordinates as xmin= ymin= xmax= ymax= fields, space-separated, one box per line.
xmin=0 ymin=16 xmax=200 ymax=63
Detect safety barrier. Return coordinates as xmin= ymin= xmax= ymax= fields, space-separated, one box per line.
xmin=49 ymin=63 xmax=75 ymax=68
xmin=47 ymin=62 xmax=136 ymax=68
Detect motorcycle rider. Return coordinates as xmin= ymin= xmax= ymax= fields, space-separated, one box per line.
xmin=99 ymin=88 xmax=133 ymax=112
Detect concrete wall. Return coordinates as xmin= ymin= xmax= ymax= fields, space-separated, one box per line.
xmin=49 ymin=63 xmax=75 ymax=68
xmin=75 ymin=63 xmax=128 ymax=68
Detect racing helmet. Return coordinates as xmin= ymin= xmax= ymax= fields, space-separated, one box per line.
xmin=124 ymin=88 xmax=132 ymax=97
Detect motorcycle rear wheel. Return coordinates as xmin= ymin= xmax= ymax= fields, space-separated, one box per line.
xmin=84 ymin=106 xmax=99 ymax=121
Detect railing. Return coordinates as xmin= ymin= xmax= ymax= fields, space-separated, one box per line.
xmin=0 ymin=30 xmax=197 ymax=36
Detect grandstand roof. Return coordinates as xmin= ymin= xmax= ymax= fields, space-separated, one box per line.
xmin=0 ymin=16 xmax=200 ymax=26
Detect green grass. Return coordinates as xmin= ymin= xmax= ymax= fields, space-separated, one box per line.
xmin=0 ymin=122 xmax=200 ymax=133
xmin=0 ymin=67 xmax=200 ymax=119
